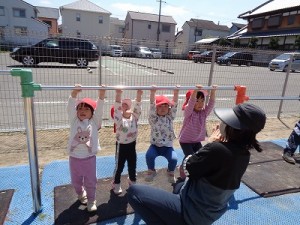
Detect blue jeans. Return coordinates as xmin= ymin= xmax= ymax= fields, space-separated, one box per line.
xmin=127 ymin=184 xmax=186 ymax=225
xmin=146 ymin=144 xmax=178 ymax=171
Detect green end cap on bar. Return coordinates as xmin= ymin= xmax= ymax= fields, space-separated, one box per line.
xmin=10 ymin=68 xmax=41 ymax=97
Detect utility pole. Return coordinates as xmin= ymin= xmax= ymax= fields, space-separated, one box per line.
xmin=157 ymin=0 xmax=166 ymax=42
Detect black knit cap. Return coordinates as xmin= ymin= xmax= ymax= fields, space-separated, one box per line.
xmin=214 ymin=103 xmax=266 ymax=133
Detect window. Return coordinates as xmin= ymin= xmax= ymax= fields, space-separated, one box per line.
xmin=119 ymin=27 xmax=124 ymax=33
xmin=76 ymin=31 xmax=81 ymax=37
xmin=252 ymin=18 xmax=264 ymax=29
xmin=14 ymin=26 xmax=27 ymax=36
xmin=194 ymin=28 xmax=202 ymax=36
xmin=13 ymin=8 xmax=26 ymax=18
xmin=76 ymin=13 xmax=80 ymax=21
xmin=99 ymin=16 xmax=103 ymax=24
xmin=0 ymin=6 xmax=5 ymax=16
xmin=45 ymin=40 xmax=58 ymax=47
xmin=43 ymin=20 xmax=52 ymax=28
xmin=162 ymin=24 xmax=170 ymax=32
xmin=148 ymin=23 xmax=151 ymax=29
xmin=267 ymin=15 xmax=281 ymax=27
xmin=288 ymin=15 xmax=295 ymax=25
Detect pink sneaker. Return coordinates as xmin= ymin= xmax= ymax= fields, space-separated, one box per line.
xmin=145 ymin=169 xmax=157 ymax=182
xmin=78 ymin=190 xmax=87 ymax=204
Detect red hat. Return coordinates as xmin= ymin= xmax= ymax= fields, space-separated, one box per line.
xmin=122 ymin=99 xmax=132 ymax=108
xmin=182 ymin=89 xmax=208 ymax=110
xmin=76 ymin=98 xmax=96 ymax=110
xmin=155 ymin=95 xmax=173 ymax=106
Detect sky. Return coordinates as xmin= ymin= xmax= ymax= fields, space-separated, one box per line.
xmin=24 ymin=0 xmax=268 ymax=30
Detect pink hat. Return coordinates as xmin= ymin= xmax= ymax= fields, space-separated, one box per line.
xmin=155 ymin=95 xmax=173 ymax=106
xmin=122 ymin=98 xmax=132 ymax=108
xmin=76 ymin=98 xmax=96 ymax=110
xmin=182 ymin=89 xmax=208 ymax=110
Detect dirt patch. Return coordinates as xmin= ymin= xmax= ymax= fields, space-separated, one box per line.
xmin=0 ymin=116 xmax=299 ymax=170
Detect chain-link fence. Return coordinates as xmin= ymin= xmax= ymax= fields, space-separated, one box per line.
xmin=1 ymin=32 xmax=300 ymax=167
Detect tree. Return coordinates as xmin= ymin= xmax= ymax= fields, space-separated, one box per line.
xmin=218 ymin=38 xmax=230 ymax=46
xmin=233 ymin=38 xmax=241 ymax=47
xmin=269 ymin=37 xmax=280 ymax=50
xmin=248 ymin=37 xmax=258 ymax=48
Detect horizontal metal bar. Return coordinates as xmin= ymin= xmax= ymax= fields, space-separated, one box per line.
xmin=40 ymin=85 xmax=235 ymax=91
xmin=0 ymin=70 xmax=11 ymax=75
xmin=249 ymin=96 xmax=300 ymax=100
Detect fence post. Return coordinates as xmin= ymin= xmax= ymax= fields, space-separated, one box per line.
xmin=235 ymin=85 xmax=249 ymax=104
xmin=98 ymin=39 xmax=102 ymax=85
xmin=10 ymin=68 xmax=42 ymax=214
xmin=277 ymin=54 xmax=293 ymax=119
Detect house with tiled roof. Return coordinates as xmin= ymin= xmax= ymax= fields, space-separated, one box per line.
xmin=124 ymin=11 xmax=176 ymax=43
xmin=229 ymin=22 xmax=246 ymax=35
xmin=59 ymin=0 xmax=111 ymax=38
xmin=174 ymin=18 xmax=229 ymax=54
xmin=0 ymin=0 xmax=49 ymax=47
xmin=36 ymin=6 xmax=59 ymax=35
xmin=229 ymin=0 xmax=300 ymax=49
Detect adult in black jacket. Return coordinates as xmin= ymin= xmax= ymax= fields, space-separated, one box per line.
xmin=127 ymin=103 xmax=266 ymax=225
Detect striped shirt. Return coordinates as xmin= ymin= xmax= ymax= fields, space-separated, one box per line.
xmin=179 ymin=97 xmax=215 ymax=143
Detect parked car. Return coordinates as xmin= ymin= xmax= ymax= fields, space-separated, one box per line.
xmin=268 ymin=52 xmax=300 ymax=72
xmin=193 ymin=50 xmax=225 ymax=63
xmin=149 ymin=48 xmax=162 ymax=58
xmin=135 ymin=46 xmax=152 ymax=58
xmin=10 ymin=37 xmax=99 ymax=67
xmin=108 ymin=45 xmax=123 ymax=57
xmin=187 ymin=50 xmax=202 ymax=60
xmin=217 ymin=52 xmax=253 ymax=66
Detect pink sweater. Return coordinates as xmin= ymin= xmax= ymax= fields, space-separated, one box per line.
xmin=179 ymin=97 xmax=214 ymax=143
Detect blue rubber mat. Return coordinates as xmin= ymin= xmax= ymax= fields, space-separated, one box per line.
xmin=1 ymin=139 xmax=300 ymax=225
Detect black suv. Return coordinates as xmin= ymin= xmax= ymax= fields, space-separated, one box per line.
xmin=217 ymin=52 xmax=253 ymax=66
xmin=193 ymin=50 xmax=225 ymax=63
xmin=10 ymin=37 xmax=99 ymax=67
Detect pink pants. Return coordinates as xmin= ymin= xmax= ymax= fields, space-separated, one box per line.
xmin=69 ymin=155 xmax=97 ymax=201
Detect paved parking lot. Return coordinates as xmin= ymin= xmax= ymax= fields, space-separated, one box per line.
xmin=1 ymin=53 xmax=299 ymax=130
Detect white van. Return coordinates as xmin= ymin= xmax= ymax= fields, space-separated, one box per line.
xmin=268 ymin=52 xmax=300 ymax=72
xmin=108 ymin=45 xmax=122 ymax=57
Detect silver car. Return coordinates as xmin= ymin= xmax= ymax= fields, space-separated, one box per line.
xmin=149 ymin=48 xmax=162 ymax=59
xmin=135 ymin=46 xmax=152 ymax=58
xmin=268 ymin=52 xmax=300 ymax=72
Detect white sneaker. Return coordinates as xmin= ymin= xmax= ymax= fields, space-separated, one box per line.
xmin=78 ymin=190 xmax=87 ymax=204
xmin=167 ymin=170 xmax=176 ymax=184
xmin=128 ymin=177 xmax=136 ymax=186
xmin=87 ymin=200 xmax=97 ymax=212
xmin=145 ymin=169 xmax=157 ymax=182
xmin=112 ymin=183 xmax=123 ymax=195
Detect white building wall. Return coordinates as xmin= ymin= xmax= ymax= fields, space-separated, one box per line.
xmin=124 ymin=18 xmax=175 ymax=43
xmin=60 ymin=8 xmax=110 ymax=38
xmin=109 ymin=23 xmax=124 ymax=39
xmin=0 ymin=0 xmax=48 ymax=45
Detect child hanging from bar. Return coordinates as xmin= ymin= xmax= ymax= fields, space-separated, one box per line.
xmin=178 ymin=85 xmax=217 ymax=179
xmin=145 ymin=85 xmax=180 ymax=184
xmin=111 ymin=89 xmax=143 ymax=195
xmin=66 ymin=84 xmax=105 ymax=212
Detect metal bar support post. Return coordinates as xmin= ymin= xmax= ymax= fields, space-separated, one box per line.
xmin=10 ymin=68 xmax=42 ymax=214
